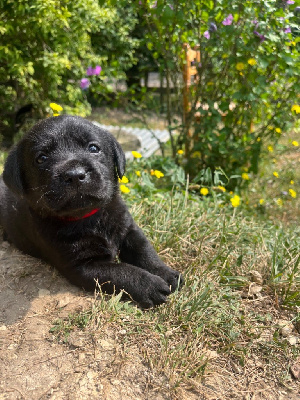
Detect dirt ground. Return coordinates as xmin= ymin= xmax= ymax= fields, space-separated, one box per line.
xmin=0 ymin=234 xmax=299 ymax=400
xmin=0 ymin=236 xmax=174 ymax=400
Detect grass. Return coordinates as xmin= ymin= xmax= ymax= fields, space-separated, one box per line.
xmin=49 ymin=193 xmax=299 ymax=396
xmin=246 ymin=127 xmax=300 ymax=226
xmin=89 ymin=106 xmax=167 ymax=131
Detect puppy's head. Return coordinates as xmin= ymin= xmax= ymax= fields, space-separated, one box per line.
xmin=3 ymin=115 xmax=126 ymax=217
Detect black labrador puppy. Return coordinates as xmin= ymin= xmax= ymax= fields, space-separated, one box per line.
xmin=0 ymin=115 xmax=183 ymax=308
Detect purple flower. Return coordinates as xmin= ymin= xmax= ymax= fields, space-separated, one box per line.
xmin=168 ymin=3 xmax=174 ymax=10
xmin=286 ymin=1 xmax=294 ymax=4
xmin=94 ymin=65 xmax=101 ymax=75
xmin=86 ymin=65 xmax=102 ymax=76
xmin=80 ymin=78 xmax=91 ymax=90
xmin=222 ymin=14 xmax=233 ymax=26
xmin=203 ymin=30 xmax=210 ymax=39
xmin=254 ymin=31 xmax=266 ymax=42
xmin=284 ymin=26 xmax=291 ymax=33
xmin=86 ymin=66 xmax=94 ymax=76
xmin=151 ymin=1 xmax=157 ymax=8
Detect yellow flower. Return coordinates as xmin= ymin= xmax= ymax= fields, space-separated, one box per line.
xmin=259 ymin=199 xmax=265 ymax=205
xmin=132 ymin=151 xmax=142 ymax=158
xmin=236 ymin=62 xmax=245 ymax=71
xmin=276 ymin=198 xmax=283 ymax=207
xmin=200 ymin=187 xmax=209 ymax=196
xmin=273 ymin=171 xmax=279 ymax=178
xmin=290 ymin=180 xmax=294 ymax=185
xmin=53 ymin=113 xmax=60 ymax=117
xmin=257 ymin=137 xmax=261 ymax=142
xmin=120 ymin=185 xmax=130 ymax=194
xmin=267 ymin=145 xmax=274 ymax=153
xmin=230 ymin=195 xmax=241 ymax=208
xmin=292 ymin=141 xmax=299 ymax=147
xmin=119 ymin=176 xmax=129 ymax=184
xmin=241 ymin=172 xmax=250 ymax=180
xmin=49 ymin=103 xmax=63 ymax=112
xmin=291 ymin=105 xmax=300 ymax=114
xmin=191 ymin=151 xmax=201 ymax=158
xmin=218 ymin=185 xmax=226 ymax=192
xmin=289 ymin=189 xmax=297 ymax=198
xmin=177 ymin=149 xmax=184 ymax=155
xmin=135 ymin=170 xmax=141 ymax=177
xmin=248 ymin=58 xmax=256 ymax=66
xmin=153 ymin=170 xmax=164 ymax=179
xmin=275 ymin=128 xmax=282 ymax=134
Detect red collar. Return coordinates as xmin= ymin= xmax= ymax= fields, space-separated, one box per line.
xmin=59 ymin=208 xmax=100 ymax=222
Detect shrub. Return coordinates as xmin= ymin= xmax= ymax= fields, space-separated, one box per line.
xmin=0 ymin=0 xmax=138 ymax=144
xmin=134 ymin=0 xmax=300 ymax=180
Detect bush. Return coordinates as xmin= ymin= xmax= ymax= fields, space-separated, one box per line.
xmin=134 ymin=0 xmax=300 ymax=180
xmin=0 ymin=0 xmax=138 ymax=145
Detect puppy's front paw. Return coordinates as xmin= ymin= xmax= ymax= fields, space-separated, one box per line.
xmin=158 ymin=268 xmax=185 ymax=293
xmin=137 ymin=273 xmax=171 ymax=309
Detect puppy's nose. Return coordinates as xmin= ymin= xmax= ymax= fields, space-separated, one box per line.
xmin=63 ymin=167 xmax=87 ymax=184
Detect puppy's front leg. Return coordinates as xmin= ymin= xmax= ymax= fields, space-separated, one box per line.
xmin=120 ymin=224 xmax=184 ymax=292
xmin=65 ymin=261 xmax=171 ymax=309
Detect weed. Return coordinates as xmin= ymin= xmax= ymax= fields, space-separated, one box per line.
xmin=50 ymin=310 xmax=92 ymax=342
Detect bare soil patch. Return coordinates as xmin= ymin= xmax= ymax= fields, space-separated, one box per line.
xmin=0 ymin=238 xmax=173 ymax=400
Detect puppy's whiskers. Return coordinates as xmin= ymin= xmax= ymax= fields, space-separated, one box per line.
xmin=29 ymin=184 xmax=49 ymax=192
xmin=35 ymin=189 xmax=55 ymax=205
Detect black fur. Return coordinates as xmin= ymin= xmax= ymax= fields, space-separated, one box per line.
xmin=0 ymin=115 xmax=183 ymax=308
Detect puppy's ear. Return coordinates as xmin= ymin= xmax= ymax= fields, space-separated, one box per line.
xmin=112 ymin=140 xmax=126 ymax=179
xmin=3 ymin=143 xmax=24 ymax=196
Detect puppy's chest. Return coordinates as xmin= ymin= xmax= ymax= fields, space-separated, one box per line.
xmin=62 ymin=222 xmax=123 ymax=262
xmin=70 ymin=233 xmax=119 ymax=261
xmin=50 ymin=211 xmax=130 ymax=263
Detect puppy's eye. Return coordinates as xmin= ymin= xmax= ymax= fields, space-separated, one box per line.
xmin=36 ymin=154 xmax=48 ymax=164
xmin=88 ymin=144 xmax=100 ymax=154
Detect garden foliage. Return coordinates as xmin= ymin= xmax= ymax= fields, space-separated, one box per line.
xmin=0 ymin=0 xmax=138 ymax=144
xmin=1 ymin=0 xmax=299 ymax=181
